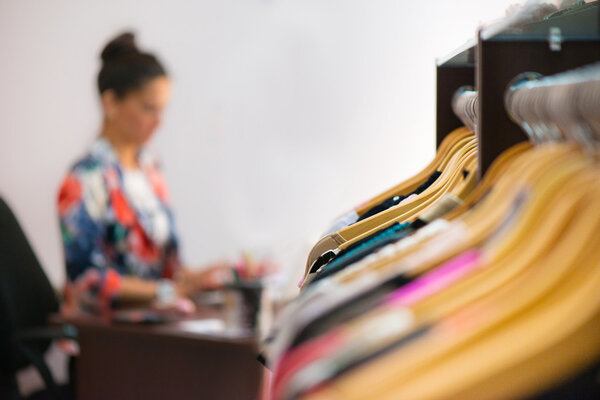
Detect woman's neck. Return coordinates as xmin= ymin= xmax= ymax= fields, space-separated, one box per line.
xmin=101 ymin=125 xmax=140 ymax=169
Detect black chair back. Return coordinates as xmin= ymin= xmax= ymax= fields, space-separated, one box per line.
xmin=0 ymin=196 xmax=59 ymax=376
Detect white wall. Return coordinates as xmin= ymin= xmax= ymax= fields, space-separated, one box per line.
xmin=0 ymin=0 xmax=519 ymax=292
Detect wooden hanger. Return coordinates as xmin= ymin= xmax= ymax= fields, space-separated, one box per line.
xmin=406 ymin=143 xmax=581 ymax=277
xmin=354 ymin=127 xmax=473 ymax=216
xmin=298 ymin=147 xmax=479 ymax=289
xmin=329 ymin=136 xmax=476 ymax=254
xmin=339 ymin=136 xmax=476 ymax=242
xmin=332 ymin=140 xmax=533 ymax=286
xmin=338 ymin=146 xmax=477 ymax=250
xmin=444 ymin=141 xmax=533 ymax=221
xmin=303 ymin=132 xmax=475 ymax=278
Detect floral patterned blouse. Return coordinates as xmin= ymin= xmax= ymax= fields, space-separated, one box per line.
xmin=57 ymin=137 xmax=180 ymax=293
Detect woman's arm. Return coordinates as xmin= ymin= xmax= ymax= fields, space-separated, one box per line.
xmin=95 ymin=266 xmax=232 ymax=307
xmin=118 ymin=276 xmax=160 ymax=301
xmin=174 ymin=264 xmax=234 ymax=294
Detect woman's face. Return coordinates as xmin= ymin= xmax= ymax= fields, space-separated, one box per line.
xmin=103 ymin=76 xmax=172 ymax=146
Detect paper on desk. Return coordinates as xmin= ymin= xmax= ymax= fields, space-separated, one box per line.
xmin=177 ymin=319 xmax=226 ymax=335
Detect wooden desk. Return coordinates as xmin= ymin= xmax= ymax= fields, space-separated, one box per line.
xmin=69 ymin=311 xmax=263 ymax=400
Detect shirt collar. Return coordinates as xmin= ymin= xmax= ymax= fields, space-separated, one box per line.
xmin=90 ymin=136 xmax=156 ymax=169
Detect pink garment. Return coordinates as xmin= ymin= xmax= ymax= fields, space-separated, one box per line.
xmin=385 ymin=249 xmax=482 ymax=307
xmin=273 ymin=329 xmax=345 ymax=399
xmin=398 ymin=193 xmax=418 ymax=205
xmin=297 ymin=276 xmax=305 ymax=288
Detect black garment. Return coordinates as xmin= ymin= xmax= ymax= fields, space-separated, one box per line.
xmin=310 ymin=211 xmax=434 ymax=280
xmin=308 ymin=222 xmax=404 ymax=276
xmin=357 ymin=194 xmax=406 ymax=223
xmin=308 ymin=250 xmax=337 ymax=275
xmin=310 ymin=222 xmax=413 ymax=284
xmin=290 ymin=319 xmax=432 ymax=400
xmin=337 ymin=324 xmax=432 ymax=376
xmin=409 ymin=218 xmax=427 ymax=230
xmin=356 ymin=171 xmax=442 ymax=222
xmin=340 ymin=222 xmax=403 ymax=259
xmin=291 ymin=274 xmax=413 ymax=348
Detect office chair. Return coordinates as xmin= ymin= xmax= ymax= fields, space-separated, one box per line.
xmin=0 ymin=196 xmax=75 ymax=400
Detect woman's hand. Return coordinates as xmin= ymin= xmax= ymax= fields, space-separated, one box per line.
xmin=175 ymin=263 xmax=234 ymax=294
xmin=60 ymin=269 xmax=110 ymax=318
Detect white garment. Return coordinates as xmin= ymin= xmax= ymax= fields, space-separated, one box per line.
xmin=323 ymin=210 xmax=360 ymax=235
xmin=122 ymin=169 xmax=170 ymax=246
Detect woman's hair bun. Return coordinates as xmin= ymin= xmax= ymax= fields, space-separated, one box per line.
xmin=100 ymin=32 xmax=138 ymax=63
xmin=97 ymin=31 xmax=166 ymax=96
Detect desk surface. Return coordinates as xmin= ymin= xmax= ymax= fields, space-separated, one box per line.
xmin=67 ymin=308 xmax=257 ymax=344
xmin=62 ymin=308 xmax=263 ymax=400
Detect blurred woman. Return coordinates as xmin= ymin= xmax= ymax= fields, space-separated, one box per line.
xmin=57 ymin=32 xmax=230 ymax=312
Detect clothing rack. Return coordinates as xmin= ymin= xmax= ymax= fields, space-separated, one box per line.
xmin=435 ymin=2 xmax=599 ymax=178
xmin=505 ymin=62 xmax=600 ymax=149
xmin=476 ymin=2 xmax=600 ymax=178
xmin=451 ymin=86 xmax=477 ymax=133
xmin=435 ymin=42 xmax=475 ymax=148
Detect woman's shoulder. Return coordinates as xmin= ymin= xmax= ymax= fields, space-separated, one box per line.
xmin=67 ymin=137 xmax=116 ymax=175
xmin=69 ymin=154 xmax=103 ymax=175
xmin=59 ymin=147 xmax=110 ymax=219
xmin=60 ymin=140 xmax=111 ymax=198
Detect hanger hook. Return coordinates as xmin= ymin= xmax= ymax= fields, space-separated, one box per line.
xmin=505 ymin=72 xmax=543 ymax=143
xmin=452 ymin=85 xmax=477 ymax=132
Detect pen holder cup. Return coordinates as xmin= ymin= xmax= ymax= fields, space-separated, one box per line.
xmin=223 ymin=282 xmax=265 ymax=334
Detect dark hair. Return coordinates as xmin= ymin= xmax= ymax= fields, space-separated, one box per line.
xmin=97 ymin=32 xmax=167 ymax=98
